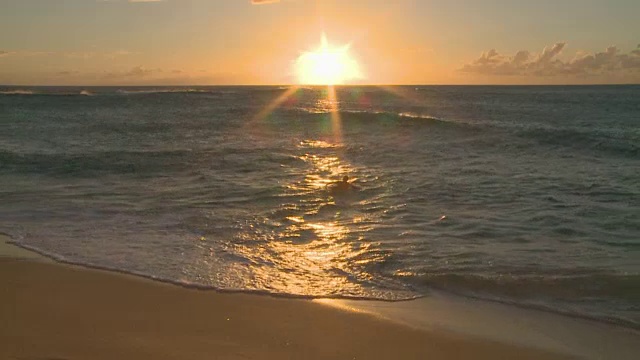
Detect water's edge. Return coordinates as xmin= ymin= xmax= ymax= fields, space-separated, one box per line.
xmin=3 ymin=231 xmax=638 ymax=333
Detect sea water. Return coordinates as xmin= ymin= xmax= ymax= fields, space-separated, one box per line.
xmin=1 ymin=85 xmax=638 ymax=328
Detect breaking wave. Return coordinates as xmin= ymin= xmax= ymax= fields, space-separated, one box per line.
xmin=0 ymin=89 xmax=94 ymax=96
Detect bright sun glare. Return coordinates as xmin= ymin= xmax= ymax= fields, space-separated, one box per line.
xmin=295 ymin=34 xmax=363 ymax=85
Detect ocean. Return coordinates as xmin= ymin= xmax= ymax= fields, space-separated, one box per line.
xmin=1 ymin=85 xmax=638 ymax=328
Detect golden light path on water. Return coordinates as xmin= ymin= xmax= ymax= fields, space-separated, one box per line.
xmin=157 ymin=74 xmax=425 ymax=298
xmin=224 ymin=88 xmax=386 ymax=296
xmin=259 ymin=138 xmax=358 ymax=295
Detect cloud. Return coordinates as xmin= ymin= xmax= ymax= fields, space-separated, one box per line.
xmin=103 ymin=66 xmax=162 ymax=79
xmin=0 ymin=49 xmax=134 ymax=59
xmin=537 ymin=42 xmax=566 ymax=64
xmin=251 ymin=0 xmax=280 ymax=4
xmin=0 ymin=50 xmax=73 ymax=57
xmin=65 ymin=51 xmax=97 ymax=59
xmin=0 ymin=66 xmax=249 ymax=86
xmin=461 ymin=43 xmax=640 ymax=76
xmin=125 ymin=66 xmax=162 ymax=77
xmin=1 ymin=51 xmax=53 ymax=57
xmin=64 ymin=50 xmax=133 ymax=59
xmin=57 ymin=70 xmax=80 ymax=76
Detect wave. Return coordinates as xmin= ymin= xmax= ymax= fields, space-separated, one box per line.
xmin=0 ymin=147 xmax=292 ymax=177
xmin=0 ymin=88 xmax=239 ymax=96
xmin=115 ymin=87 xmax=289 ymax=95
xmin=0 ymin=89 xmax=94 ymax=96
xmin=116 ymin=88 xmax=216 ymax=95
xmin=287 ymin=105 xmax=639 ymax=158
xmin=0 ymin=90 xmax=36 ymax=95
xmin=401 ymin=272 xmax=640 ymax=329
xmin=407 ymin=272 xmax=640 ymax=301
xmin=518 ymin=127 xmax=639 ymax=158
xmin=291 ymin=107 xmax=446 ymax=122
xmin=2 ymin=235 xmax=417 ymax=302
xmin=396 ymin=112 xmax=442 ymax=121
xmin=0 ymin=149 xmax=195 ymax=176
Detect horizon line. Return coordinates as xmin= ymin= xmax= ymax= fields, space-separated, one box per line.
xmin=2 ymin=83 xmax=639 ymax=87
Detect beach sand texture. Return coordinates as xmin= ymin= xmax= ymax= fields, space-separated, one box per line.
xmin=1 ymin=254 xmax=575 ymax=360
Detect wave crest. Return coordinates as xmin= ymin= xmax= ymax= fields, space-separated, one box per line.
xmin=291 ymin=107 xmax=446 ymax=122
xmin=400 ymin=271 xmax=640 ymax=329
xmin=0 ymin=89 xmax=94 ymax=96
xmin=519 ymin=127 xmax=639 ymax=158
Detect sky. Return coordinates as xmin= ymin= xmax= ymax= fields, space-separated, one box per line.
xmin=1 ymin=0 xmax=639 ymax=85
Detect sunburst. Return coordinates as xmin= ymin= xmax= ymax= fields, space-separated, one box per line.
xmin=252 ymin=34 xmax=365 ymax=144
xmin=294 ymin=34 xmax=363 ymax=86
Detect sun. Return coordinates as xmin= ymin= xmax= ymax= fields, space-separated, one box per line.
xmin=295 ymin=34 xmax=363 ymax=85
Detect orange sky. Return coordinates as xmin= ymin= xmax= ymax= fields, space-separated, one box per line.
xmin=0 ymin=0 xmax=639 ymax=85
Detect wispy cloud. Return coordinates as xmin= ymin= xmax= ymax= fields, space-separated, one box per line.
xmin=461 ymin=43 xmax=640 ymax=76
xmin=0 ymin=50 xmax=54 ymax=57
xmin=251 ymin=0 xmax=280 ymax=5
xmin=57 ymin=70 xmax=80 ymax=76
xmin=64 ymin=50 xmax=134 ymax=59
xmin=0 ymin=49 xmax=134 ymax=59
xmin=103 ymin=66 xmax=162 ymax=79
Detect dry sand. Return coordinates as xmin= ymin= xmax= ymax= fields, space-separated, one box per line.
xmin=0 ymin=254 xmax=575 ymax=360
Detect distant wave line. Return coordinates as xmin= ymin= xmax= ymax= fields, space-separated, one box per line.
xmin=0 ymin=90 xmax=94 ymax=96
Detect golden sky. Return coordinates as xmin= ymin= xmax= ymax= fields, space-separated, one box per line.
xmin=1 ymin=0 xmax=639 ymax=85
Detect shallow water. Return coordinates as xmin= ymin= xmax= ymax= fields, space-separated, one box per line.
xmin=1 ymin=85 xmax=638 ymax=327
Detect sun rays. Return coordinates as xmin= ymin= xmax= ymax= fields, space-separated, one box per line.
xmin=251 ymin=33 xmax=419 ymax=143
xmin=251 ymin=85 xmax=300 ymax=122
xmin=326 ymin=85 xmax=342 ymax=144
xmin=250 ymin=35 xmax=362 ymax=143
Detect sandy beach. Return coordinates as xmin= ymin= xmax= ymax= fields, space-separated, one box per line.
xmin=0 ymin=239 xmax=579 ymax=360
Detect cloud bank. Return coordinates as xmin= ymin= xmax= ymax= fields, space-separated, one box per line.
xmin=461 ymin=43 xmax=640 ymax=76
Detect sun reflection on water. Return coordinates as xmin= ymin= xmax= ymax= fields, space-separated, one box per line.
xmin=180 ymin=88 xmax=409 ymax=299
xmin=220 ymin=144 xmax=386 ymax=296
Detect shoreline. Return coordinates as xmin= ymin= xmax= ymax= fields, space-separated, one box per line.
xmin=3 ymin=234 xmax=638 ymax=331
xmin=2 ymin=236 xmax=639 ymax=359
